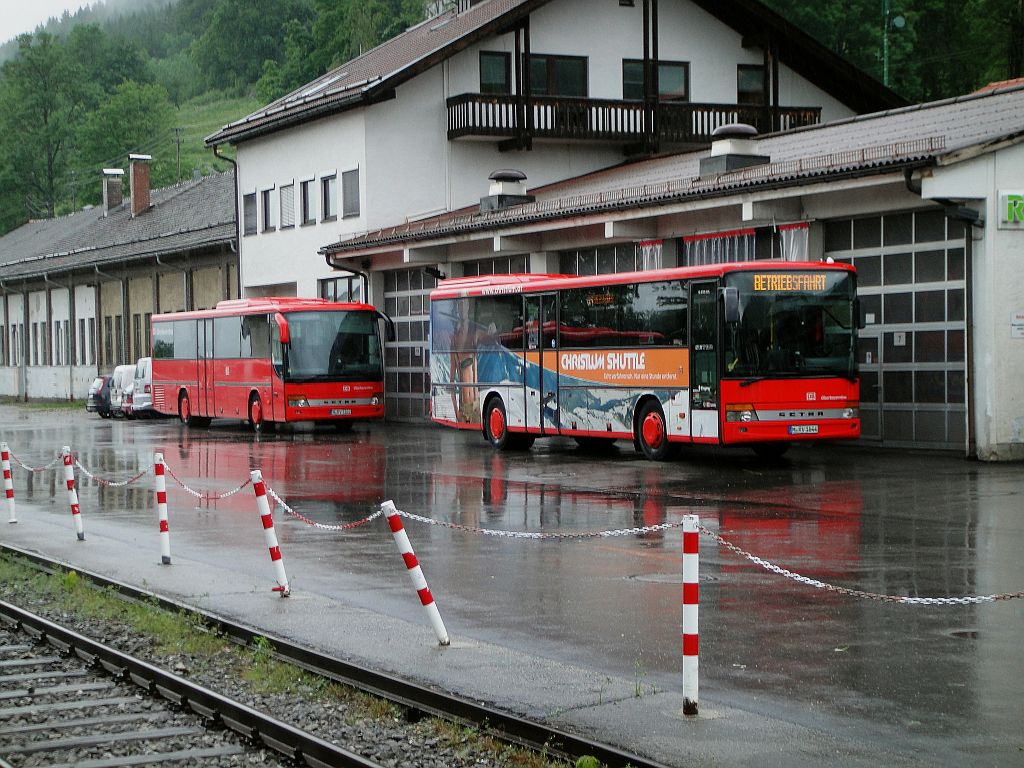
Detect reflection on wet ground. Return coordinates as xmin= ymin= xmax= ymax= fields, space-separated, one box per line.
xmin=3 ymin=407 xmax=1023 ymax=743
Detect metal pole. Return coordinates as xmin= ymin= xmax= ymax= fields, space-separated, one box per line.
xmin=682 ymin=514 xmax=699 ymax=715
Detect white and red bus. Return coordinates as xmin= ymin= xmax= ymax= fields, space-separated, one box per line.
xmin=152 ymin=297 xmax=392 ymax=430
xmin=429 ymin=261 xmax=860 ymax=459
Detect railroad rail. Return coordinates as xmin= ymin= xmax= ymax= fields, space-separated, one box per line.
xmin=0 ymin=543 xmax=671 ymax=768
xmin=0 ymin=598 xmax=383 ymax=768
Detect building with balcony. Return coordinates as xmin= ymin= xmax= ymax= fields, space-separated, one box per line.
xmin=206 ymin=0 xmax=901 ymax=418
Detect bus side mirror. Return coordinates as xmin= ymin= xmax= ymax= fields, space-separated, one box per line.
xmin=275 ymin=312 xmax=290 ymax=344
xmin=720 ymin=287 xmax=740 ymax=324
xmin=378 ymin=311 xmax=396 ymax=342
xmin=854 ymin=298 xmax=866 ymax=330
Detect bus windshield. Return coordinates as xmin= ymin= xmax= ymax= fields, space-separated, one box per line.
xmin=724 ymin=270 xmax=857 ymax=380
xmin=283 ymin=310 xmax=382 ymax=382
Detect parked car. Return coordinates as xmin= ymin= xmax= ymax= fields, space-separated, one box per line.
xmin=130 ymin=357 xmax=153 ymax=417
xmin=86 ymin=375 xmax=113 ymax=418
xmin=122 ymin=380 xmax=136 ymax=419
xmin=109 ymin=364 xmax=137 ymax=418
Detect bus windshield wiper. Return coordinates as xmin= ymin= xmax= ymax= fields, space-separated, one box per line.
xmin=738 ymin=376 xmax=769 ymax=387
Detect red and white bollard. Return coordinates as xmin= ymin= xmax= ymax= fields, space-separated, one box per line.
xmin=251 ymin=470 xmax=289 ymax=596
xmin=1 ymin=442 xmax=15 ymax=524
xmin=381 ymin=500 xmax=450 ymax=646
xmin=62 ymin=446 xmax=84 ymax=541
xmin=154 ymin=453 xmax=171 ymax=565
xmin=682 ymin=514 xmax=699 ymax=716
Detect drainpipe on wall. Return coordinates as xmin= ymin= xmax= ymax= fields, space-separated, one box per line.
xmin=0 ymin=281 xmax=27 ymax=402
xmin=212 ymin=145 xmax=242 ymax=295
xmin=43 ymin=273 xmax=75 ymax=401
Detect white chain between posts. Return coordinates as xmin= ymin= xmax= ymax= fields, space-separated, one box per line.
xmin=265 ymin=483 xmax=383 ymax=531
xmin=8 ymin=452 xmax=62 ymax=473
xmin=162 ymin=461 xmax=251 ymax=501
xmin=73 ymin=457 xmax=148 ymax=488
xmin=387 ymin=506 xmax=1024 ymax=606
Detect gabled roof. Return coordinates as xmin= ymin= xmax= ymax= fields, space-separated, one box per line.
xmin=206 ymin=0 xmax=903 ymax=147
xmin=0 ymin=172 xmax=236 ymax=282
xmin=322 ymin=83 xmax=1024 ymax=256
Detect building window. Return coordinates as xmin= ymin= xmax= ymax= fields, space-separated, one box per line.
xmin=300 ymin=179 xmax=315 ymax=225
xmin=342 ymin=169 xmax=360 ymax=218
xmin=529 ymin=54 xmax=588 ymax=97
xmin=0 ymin=324 xmax=4 ymax=366
xmin=480 ymin=51 xmax=511 ymax=94
xmin=321 ymin=175 xmax=338 ymax=221
xmin=145 ymin=313 xmax=152 ymax=355
xmin=40 ymin=322 xmax=47 ymax=365
xmin=243 ymin=192 xmax=257 ymax=235
xmin=320 ymin=276 xmax=361 ymax=303
xmin=133 ymin=314 xmax=142 ymax=359
xmin=115 ymin=314 xmax=123 ymax=363
xmin=78 ymin=318 xmax=86 ymax=365
xmin=737 ymin=64 xmax=765 ymax=105
xmin=622 ymin=60 xmax=689 ymax=101
xmin=261 ymin=188 xmax=275 ymax=232
xmin=280 ymin=183 xmax=295 ymax=228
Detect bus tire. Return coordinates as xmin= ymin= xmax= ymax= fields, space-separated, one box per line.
xmin=751 ymin=442 xmax=790 ymax=460
xmin=248 ymin=393 xmax=264 ymax=431
xmin=636 ymin=400 xmax=677 ymax=462
xmin=178 ymin=391 xmax=195 ymax=427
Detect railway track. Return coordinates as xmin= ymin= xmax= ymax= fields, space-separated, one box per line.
xmin=0 ymin=544 xmax=671 ymax=768
xmin=0 ymin=599 xmax=385 ymax=768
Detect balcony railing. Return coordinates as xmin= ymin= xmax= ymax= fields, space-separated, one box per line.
xmin=447 ymin=93 xmax=821 ymax=147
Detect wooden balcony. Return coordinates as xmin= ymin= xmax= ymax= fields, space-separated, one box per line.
xmin=447 ymin=93 xmax=821 ymax=149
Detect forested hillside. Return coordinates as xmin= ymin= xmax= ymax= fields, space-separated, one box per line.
xmin=1 ymin=0 xmax=1021 ymax=238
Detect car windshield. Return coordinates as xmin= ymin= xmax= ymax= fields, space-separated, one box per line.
xmin=90 ymin=377 xmax=104 ymax=390
xmin=723 ymin=270 xmax=858 ymax=380
xmin=283 ymin=310 xmax=383 ymax=382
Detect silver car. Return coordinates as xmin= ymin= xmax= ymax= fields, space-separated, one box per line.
xmin=130 ymin=357 xmax=153 ymax=417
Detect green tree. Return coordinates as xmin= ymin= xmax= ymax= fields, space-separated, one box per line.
xmin=74 ymin=80 xmax=176 ymax=203
xmin=191 ymin=0 xmax=313 ymax=92
xmin=0 ymin=33 xmax=84 ymax=222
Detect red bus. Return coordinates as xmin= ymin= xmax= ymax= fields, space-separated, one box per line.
xmin=429 ymin=261 xmax=860 ymax=459
xmin=151 ymin=297 xmax=392 ymax=430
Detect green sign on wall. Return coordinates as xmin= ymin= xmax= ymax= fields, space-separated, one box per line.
xmin=1000 ymin=190 xmax=1024 ymax=229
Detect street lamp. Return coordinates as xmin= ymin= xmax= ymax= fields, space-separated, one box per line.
xmin=882 ymin=0 xmax=906 ymax=87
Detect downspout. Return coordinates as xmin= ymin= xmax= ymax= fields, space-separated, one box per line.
xmin=43 ymin=272 xmax=75 ymax=401
xmin=95 ymin=268 xmax=126 ymax=366
xmin=321 ymin=253 xmax=369 ymax=303
xmin=213 ymin=145 xmax=242 ymax=297
xmin=904 ymin=168 xmax=976 ymax=458
xmin=0 ymin=280 xmax=27 ymax=402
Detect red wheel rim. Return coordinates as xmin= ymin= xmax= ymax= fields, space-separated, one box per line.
xmin=642 ymin=411 xmax=664 ymax=448
xmin=181 ymin=397 xmax=190 ymax=421
xmin=251 ymin=399 xmax=262 ymax=425
xmin=489 ymin=407 xmax=505 ymax=440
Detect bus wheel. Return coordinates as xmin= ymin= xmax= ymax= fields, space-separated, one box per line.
xmin=248 ymin=394 xmax=264 ymax=431
xmin=751 ymin=442 xmax=790 ymax=460
xmin=636 ymin=401 xmax=677 ymax=462
xmin=178 ymin=392 xmax=194 ymax=426
xmin=484 ymin=398 xmax=510 ymax=449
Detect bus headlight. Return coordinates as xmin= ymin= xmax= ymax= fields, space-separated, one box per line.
xmin=843 ymin=407 xmax=859 ymax=419
xmin=288 ymin=396 xmax=309 ymax=408
xmin=726 ymin=404 xmax=758 ymax=422
xmin=370 ymin=396 xmax=381 ymax=406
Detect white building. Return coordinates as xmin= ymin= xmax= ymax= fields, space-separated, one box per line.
xmin=207 ymin=0 xmax=901 ymax=419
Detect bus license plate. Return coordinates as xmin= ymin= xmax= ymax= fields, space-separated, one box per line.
xmin=331 ymin=408 xmax=351 ymax=416
xmin=789 ymin=425 xmax=818 ymax=435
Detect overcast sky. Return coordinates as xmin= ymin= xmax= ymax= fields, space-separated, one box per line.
xmin=1 ymin=2 xmax=94 ymax=42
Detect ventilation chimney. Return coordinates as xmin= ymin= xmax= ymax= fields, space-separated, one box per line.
xmin=129 ymin=154 xmax=153 ymax=217
xmin=699 ymin=124 xmax=770 ymax=176
xmin=102 ymin=168 xmax=124 ymax=216
xmin=480 ymin=169 xmax=535 ymax=213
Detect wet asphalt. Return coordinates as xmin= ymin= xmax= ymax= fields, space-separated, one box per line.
xmin=0 ymin=404 xmax=1021 ymax=767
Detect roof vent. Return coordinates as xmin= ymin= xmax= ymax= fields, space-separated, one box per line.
xmin=699 ymin=123 xmax=770 ymax=176
xmin=480 ymin=169 xmax=535 ymax=213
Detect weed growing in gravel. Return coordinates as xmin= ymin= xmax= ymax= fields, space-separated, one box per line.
xmin=0 ymin=553 xmax=576 ymax=768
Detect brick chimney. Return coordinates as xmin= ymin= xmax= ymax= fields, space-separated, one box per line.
xmin=129 ymin=154 xmax=153 ymax=217
xmin=102 ymin=168 xmax=124 ymax=216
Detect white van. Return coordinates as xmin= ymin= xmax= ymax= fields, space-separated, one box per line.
xmin=109 ymin=364 xmax=137 ymax=418
xmin=131 ymin=357 xmax=153 ymax=417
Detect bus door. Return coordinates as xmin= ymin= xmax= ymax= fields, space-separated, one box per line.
xmin=525 ymin=293 xmax=559 ymax=433
xmin=198 ymin=318 xmax=215 ymax=417
xmin=689 ymin=281 xmax=720 ymax=441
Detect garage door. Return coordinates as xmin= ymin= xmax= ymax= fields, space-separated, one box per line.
xmin=383 ymin=268 xmax=434 ymax=419
xmin=825 ymin=210 xmax=968 ymax=449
